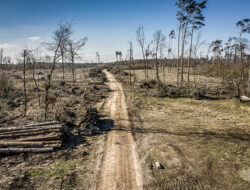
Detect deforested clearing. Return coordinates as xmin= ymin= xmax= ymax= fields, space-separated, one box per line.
xmin=0 ymin=0 xmax=250 ymax=189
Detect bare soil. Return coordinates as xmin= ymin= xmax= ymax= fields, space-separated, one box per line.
xmin=97 ymin=70 xmax=142 ymax=190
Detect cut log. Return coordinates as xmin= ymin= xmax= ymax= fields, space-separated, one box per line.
xmin=0 ymin=122 xmax=67 ymax=154
xmin=0 ymin=147 xmax=53 ymax=153
xmin=44 ymin=143 xmax=62 ymax=149
xmin=0 ymin=124 xmax=62 ymax=132
xmin=41 ymin=140 xmax=62 ymax=145
xmin=240 ymin=96 xmax=250 ymax=102
xmin=0 ymin=128 xmax=60 ymax=136
xmin=20 ymin=121 xmax=59 ymax=128
xmin=0 ymin=141 xmax=44 ymax=148
xmin=0 ymin=132 xmax=61 ymax=140
xmin=16 ymin=134 xmax=61 ymax=142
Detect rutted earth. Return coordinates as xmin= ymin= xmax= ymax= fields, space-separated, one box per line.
xmin=97 ymin=70 xmax=143 ymax=190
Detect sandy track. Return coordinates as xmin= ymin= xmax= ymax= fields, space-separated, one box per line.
xmin=97 ymin=70 xmax=142 ymax=190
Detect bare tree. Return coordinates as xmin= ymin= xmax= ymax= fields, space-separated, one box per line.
xmin=30 ymin=56 xmax=41 ymax=107
xmin=22 ymin=49 xmax=27 ymax=116
xmin=115 ymin=51 xmax=122 ymax=70
xmin=0 ymin=49 xmax=3 ymax=70
xmin=58 ymin=22 xmax=73 ymax=81
xmin=236 ymin=18 xmax=250 ymax=81
xmin=96 ymin=52 xmax=100 ymax=66
xmin=168 ymin=30 xmax=175 ymax=72
xmin=193 ymin=32 xmax=206 ymax=83
xmin=128 ymin=41 xmax=133 ymax=85
xmin=159 ymin=34 xmax=167 ymax=84
xmin=153 ymin=30 xmax=166 ymax=84
xmin=67 ymin=37 xmax=88 ymax=82
xmin=44 ymin=23 xmax=72 ymax=120
xmin=136 ymin=26 xmax=148 ymax=80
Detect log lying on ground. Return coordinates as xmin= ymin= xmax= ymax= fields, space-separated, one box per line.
xmin=0 ymin=141 xmax=44 ymax=148
xmin=16 ymin=134 xmax=61 ymax=141
xmin=0 ymin=141 xmax=62 ymax=148
xmin=0 ymin=131 xmax=61 ymax=140
xmin=0 ymin=127 xmax=61 ymax=135
xmin=0 ymin=124 xmax=62 ymax=132
xmin=0 ymin=147 xmax=54 ymax=153
xmin=0 ymin=122 xmax=68 ymax=154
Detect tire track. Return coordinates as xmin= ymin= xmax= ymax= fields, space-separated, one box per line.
xmin=97 ymin=70 xmax=143 ymax=190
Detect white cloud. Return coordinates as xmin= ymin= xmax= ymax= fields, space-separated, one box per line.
xmin=28 ymin=36 xmax=40 ymax=41
xmin=0 ymin=43 xmax=17 ymax=49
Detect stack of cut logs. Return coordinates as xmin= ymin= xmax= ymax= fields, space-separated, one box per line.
xmin=0 ymin=121 xmax=68 ymax=154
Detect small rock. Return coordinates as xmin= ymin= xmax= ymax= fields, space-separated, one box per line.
xmin=155 ymin=162 xmax=165 ymax=169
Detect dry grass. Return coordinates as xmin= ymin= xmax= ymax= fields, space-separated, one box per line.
xmin=117 ymin=68 xmax=250 ymax=189
xmin=0 ymin=72 xmax=12 ymax=94
xmin=128 ymin=95 xmax=250 ymax=189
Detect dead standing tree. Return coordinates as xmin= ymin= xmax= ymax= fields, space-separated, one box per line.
xmin=167 ymin=30 xmax=175 ymax=72
xmin=115 ymin=51 xmax=122 ymax=71
xmin=59 ymin=22 xmax=73 ymax=81
xmin=44 ymin=23 xmax=72 ymax=121
xmin=22 ymin=49 xmax=28 ymax=116
xmin=136 ymin=26 xmax=147 ymax=80
xmin=96 ymin=52 xmax=100 ymax=66
xmin=153 ymin=30 xmax=166 ymax=85
xmin=159 ymin=33 xmax=167 ymax=84
xmin=67 ymin=37 xmax=88 ymax=82
xmin=236 ymin=18 xmax=250 ymax=82
xmin=128 ymin=41 xmax=133 ymax=85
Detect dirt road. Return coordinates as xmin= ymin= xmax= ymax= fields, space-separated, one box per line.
xmin=97 ymin=70 xmax=143 ymax=190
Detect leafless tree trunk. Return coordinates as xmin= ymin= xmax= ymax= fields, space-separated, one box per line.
xmin=44 ymin=21 xmax=73 ymax=120
xmin=23 ymin=50 xmax=27 ymax=117
xmin=248 ymin=65 xmax=250 ymax=96
xmin=0 ymin=49 xmax=3 ymax=71
xmin=180 ymin=21 xmax=188 ymax=82
xmin=177 ymin=20 xmax=181 ymax=84
xmin=153 ymin=30 xmax=166 ymax=85
xmin=136 ymin=26 xmax=146 ymax=80
xmin=61 ymin=50 xmax=65 ymax=81
xmin=128 ymin=42 xmax=133 ymax=85
xmin=187 ymin=24 xmax=194 ymax=82
xmin=44 ymin=44 xmax=61 ymax=121
xmin=68 ymin=38 xmax=88 ymax=83
xmin=31 ymin=58 xmax=41 ymax=107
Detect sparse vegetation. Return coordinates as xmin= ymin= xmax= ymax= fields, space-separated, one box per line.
xmin=0 ymin=72 xmax=11 ymax=94
xmin=0 ymin=0 xmax=249 ymax=189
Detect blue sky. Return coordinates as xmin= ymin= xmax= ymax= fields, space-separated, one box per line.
xmin=0 ymin=0 xmax=249 ymax=62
